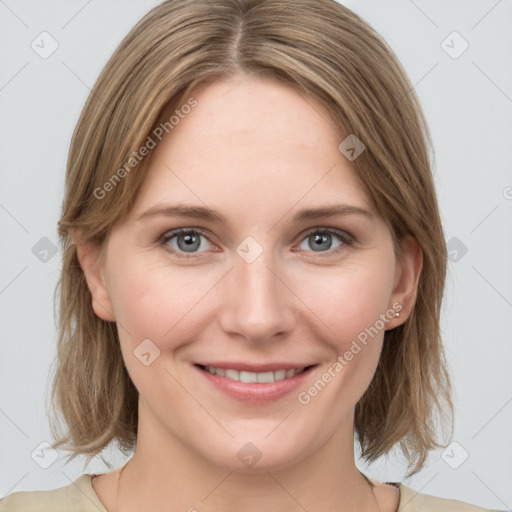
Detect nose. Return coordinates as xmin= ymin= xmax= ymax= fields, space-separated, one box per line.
xmin=217 ymin=245 xmax=296 ymax=344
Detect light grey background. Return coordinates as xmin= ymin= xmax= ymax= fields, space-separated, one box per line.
xmin=1 ymin=0 xmax=511 ymax=509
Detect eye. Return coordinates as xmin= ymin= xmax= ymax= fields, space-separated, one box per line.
xmin=295 ymin=228 xmax=353 ymax=256
xmin=159 ymin=227 xmax=354 ymax=259
xmin=160 ymin=228 xmax=215 ymax=257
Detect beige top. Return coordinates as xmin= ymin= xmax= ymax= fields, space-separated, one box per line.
xmin=0 ymin=473 xmax=504 ymax=511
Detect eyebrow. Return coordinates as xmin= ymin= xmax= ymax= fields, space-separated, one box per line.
xmin=136 ymin=203 xmax=374 ymax=224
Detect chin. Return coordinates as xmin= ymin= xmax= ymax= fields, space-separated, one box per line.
xmin=200 ymin=435 xmax=313 ymax=474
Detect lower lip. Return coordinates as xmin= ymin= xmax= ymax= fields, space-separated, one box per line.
xmin=194 ymin=364 xmax=317 ymax=403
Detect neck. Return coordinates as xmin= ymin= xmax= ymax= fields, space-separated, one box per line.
xmin=115 ymin=401 xmax=378 ymax=512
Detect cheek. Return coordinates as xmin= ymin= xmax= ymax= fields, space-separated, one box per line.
xmin=297 ymin=258 xmax=395 ymax=346
xmin=106 ymin=256 xmax=217 ymax=347
xmin=105 ymin=258 xmax=203 ymax=396
xmin=293 ymin=264 xmax=394 ymax=417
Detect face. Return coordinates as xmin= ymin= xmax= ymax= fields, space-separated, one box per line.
xmin=79 ymin=74 xmax=420 ymax=473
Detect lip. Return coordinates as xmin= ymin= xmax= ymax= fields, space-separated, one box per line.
xmin=194 ymin=361 xmax=314 ymax=373
xmin=193 ymin=362 xmax=317 ymax=403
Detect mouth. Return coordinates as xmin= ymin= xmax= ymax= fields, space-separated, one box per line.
xmin=193 ymin=362 xmax=318 ymax=402
xmin=196 ymin=364 xmax=314 ymax=383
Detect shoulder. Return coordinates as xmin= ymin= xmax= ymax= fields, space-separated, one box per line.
xmin=0 ymin=474 xmax=107 ymax=512
xmin=398 ymin=483 xmax=506 ymax=512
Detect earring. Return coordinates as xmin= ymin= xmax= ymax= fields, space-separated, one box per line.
xmin=395 ymin=312 xmax=400 ymax=317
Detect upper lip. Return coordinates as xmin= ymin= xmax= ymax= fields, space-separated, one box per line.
xmin=194 ymin=362 xmax=317 ymax=373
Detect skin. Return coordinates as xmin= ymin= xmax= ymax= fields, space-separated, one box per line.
xmin=75 ymin=73 xmax=422 ymax=512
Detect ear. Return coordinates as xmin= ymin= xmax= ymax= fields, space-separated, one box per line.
xmin=386 ymin=235 xmax=423 ymax=329
xmin=70 ymin=229 xmax=116 ymax=322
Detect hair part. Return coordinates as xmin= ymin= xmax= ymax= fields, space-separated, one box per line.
xmin=49 ymin=0 xmax=453 ymax=478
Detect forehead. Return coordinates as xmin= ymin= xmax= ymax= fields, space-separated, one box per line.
xmin=131 ymin=75 xmax=371 ymax=221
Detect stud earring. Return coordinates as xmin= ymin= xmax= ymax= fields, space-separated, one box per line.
xmin=395 ymin=312 xmax=400 ymax=317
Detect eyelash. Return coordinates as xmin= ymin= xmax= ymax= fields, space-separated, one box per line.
xmin=158 ymin=227 xmax=354 ymax=259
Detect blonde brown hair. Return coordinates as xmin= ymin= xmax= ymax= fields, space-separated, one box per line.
xmin=48 ymin=0 xmax=453 ymax=477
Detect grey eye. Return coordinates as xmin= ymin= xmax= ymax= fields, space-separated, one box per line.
xmin=299 ymin=231 xmax=343 ymax=252
xmin=165 ymin=230 xmax=211 ymax=254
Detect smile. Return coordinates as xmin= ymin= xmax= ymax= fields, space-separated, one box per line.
xmin=198 ymin=365 xmax=307 ymax=383
xmin=194 ymin=362 xmax=318 ymax=402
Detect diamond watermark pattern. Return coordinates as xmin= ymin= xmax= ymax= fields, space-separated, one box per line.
xmin=441 ymin=31 xmax=469 ymax=59
xmin=31 ymin=31 xmax=59 ymax=59
xmin=441 ymin=441 xmax=469 ymax=469
xmin=236 ymin=236 xmax=263 ymax=264
xmin=134 ymin=338 xmax=161 ymax=366
xmin=447 ymin=236 xmax=468 ymax=263
xmin=31 ymin=441 xmax=59 ymax=469
xmin=32 ymin=237 xmax=58 ymax=263
xmin=237 ymin=442 xmax=262 ymax=468
xmin=338 ymin=134 xmax=366 ymax=161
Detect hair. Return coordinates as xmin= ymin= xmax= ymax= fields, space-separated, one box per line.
xmin=48 ymin=0 xmax=454 ymax=478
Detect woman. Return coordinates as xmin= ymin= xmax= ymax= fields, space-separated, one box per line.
xmin=0 ymin=0 xmax=504 ymax=510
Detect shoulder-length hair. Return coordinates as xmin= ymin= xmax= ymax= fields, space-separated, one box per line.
xmin=48 ymin=0 xmax=453 ymax=478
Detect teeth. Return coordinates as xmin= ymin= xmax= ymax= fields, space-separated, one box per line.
xmin=204 ymin=366 xmax=305 ymax=383
xmin=257 ymin=371 xmax=274 ymax=383
xmin=274 ymin=370 xmax=286 ymax=381
xmin=240 ymin=371 xmax=257 ymax=383
xmin=225 ymin=369 xmax=239 ymax=380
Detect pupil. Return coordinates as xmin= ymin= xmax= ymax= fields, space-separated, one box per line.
xmin=312 ymin=233 xmax=331 ymax=251
xmin=179 ymin=233 xmax=200 ymax=252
